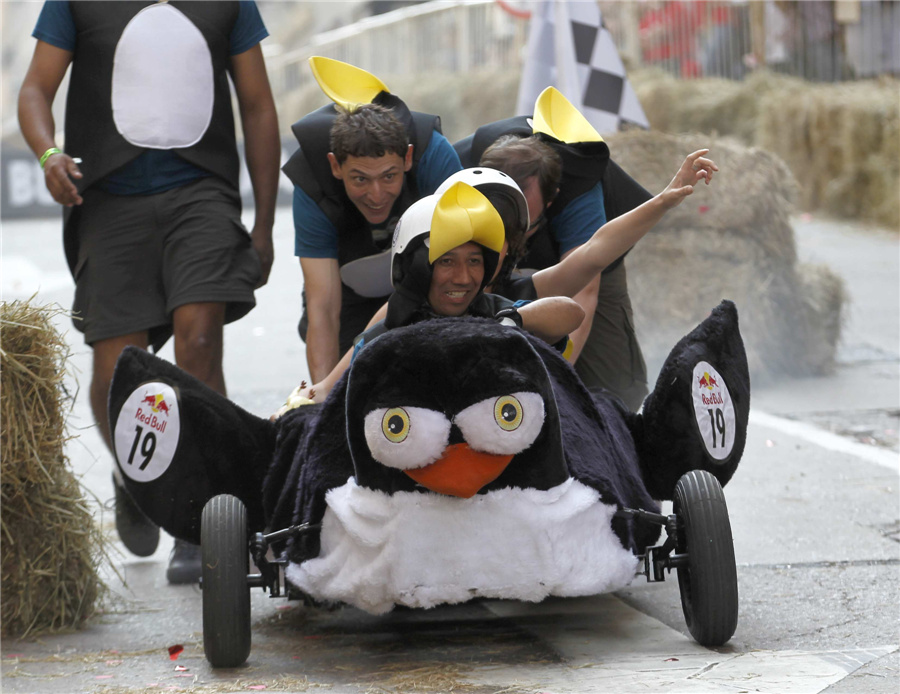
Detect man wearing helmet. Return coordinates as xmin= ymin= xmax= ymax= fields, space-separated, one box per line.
xmin=278 ymin=182 xmax=584 ymax=407
xmin=280 ymin=148 xmax=715 ymax=408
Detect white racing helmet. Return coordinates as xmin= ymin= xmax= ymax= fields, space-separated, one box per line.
xmin=390 ymin=182 xmax=505 ymax=291
xmin=435 ymin=167 xmax=529 ymax=244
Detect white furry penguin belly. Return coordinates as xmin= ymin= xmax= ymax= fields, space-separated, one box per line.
xmin=285 ymin=477 xmax=639 ymax=615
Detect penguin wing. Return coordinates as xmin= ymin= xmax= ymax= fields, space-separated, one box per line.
xmin=630 ymin=300 xmax=751 ymax=500
xmin=108 ymin=347 xmax=276 ymax=542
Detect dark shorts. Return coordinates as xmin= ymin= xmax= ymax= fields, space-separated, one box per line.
xmin=72 ymin=176 xmax=261 ymax=349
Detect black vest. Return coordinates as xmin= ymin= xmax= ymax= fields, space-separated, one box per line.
xmin=63 ymin=1 xmax=242 ymax=273
xmin=66 ymin=1 xmax=241 ymax=193
xmin=282 ymin=94 xmax=440 ymax=270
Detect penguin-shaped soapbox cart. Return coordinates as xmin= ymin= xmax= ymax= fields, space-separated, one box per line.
xmin=109 ymin=300 xmax=750 ymax=667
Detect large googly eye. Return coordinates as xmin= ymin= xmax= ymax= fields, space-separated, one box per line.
xmin=381 ymin=408 xmax=410 ymax=443
xmin=494 ymin=395 xmax=524 ymax=431
xmin=454 ymin=392 xmax=544 ymax=456
xmin=364 ymin=406 xmax=450 ymax=470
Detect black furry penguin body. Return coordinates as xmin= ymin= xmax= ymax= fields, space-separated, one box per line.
xmin=108 ymin=301 xmax=749 ymax=614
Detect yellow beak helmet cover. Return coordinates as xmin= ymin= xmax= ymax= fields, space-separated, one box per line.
xmin=531 ymin=86 xmax=604 ymax=144
xmin=308 ymin=56 xmax=390 ymax=111
xmin=428 ymin=182 xmax=505 ymax=264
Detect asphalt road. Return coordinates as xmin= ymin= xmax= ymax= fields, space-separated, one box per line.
xmin=1 ymin=210 xmax=897 ymax=694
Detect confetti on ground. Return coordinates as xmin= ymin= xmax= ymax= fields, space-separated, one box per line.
xmin=174 ymin=665 xmax=188 ymax=671
xmin=168 ymin=644 xmax=184 ymax=661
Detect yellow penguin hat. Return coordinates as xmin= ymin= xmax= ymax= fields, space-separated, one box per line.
xmin=309 ymin=56 xmax=389 ymax=111
xmin=532 ymin=86 xmax=604 ymax=144
xmin=428 ymin=182 xmax=505 ymax=263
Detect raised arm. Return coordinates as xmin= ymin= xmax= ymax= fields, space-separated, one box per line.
xmin=17 ymin=40 xmax=82 ymax=206
xmin=230 ymin=43 xmax=280 ymax=287
xmin=531 ymin=149 xmax=717 ymax=299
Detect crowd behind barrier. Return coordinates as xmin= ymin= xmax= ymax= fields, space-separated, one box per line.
xmin=266 ymin=0 xmax=900 ymax=101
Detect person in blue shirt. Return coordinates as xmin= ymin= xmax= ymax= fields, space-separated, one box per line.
xmin=283 ymin=58 xmax=462 ymax=384
xmin=18 ymin=0 xmax=280 ymax=584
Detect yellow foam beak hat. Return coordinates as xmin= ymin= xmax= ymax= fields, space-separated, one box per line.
xmin=428 ymin=182 xmax=505 ymax=263
xmin=309 ymin=56 xmax=389 ymax=111
xmin=532 ymin=86 xmax=604 ymax=144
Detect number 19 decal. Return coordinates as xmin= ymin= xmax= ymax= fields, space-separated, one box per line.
xmin=691 ymin=362 xmax=736 ymax=461
xmin=114 ymin=382 xmax=181 ymax=482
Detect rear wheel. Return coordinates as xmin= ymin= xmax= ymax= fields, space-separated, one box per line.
xmin=201 ymin=494 xmax=251 ymax=667
xmin=673 ymin=470 xmax=738 ymax=647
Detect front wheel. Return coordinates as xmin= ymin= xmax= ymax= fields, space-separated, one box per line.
xmin=673 ymin=470 xmax=738 ymax=647
xmin=201 ymin=494 xmax=251 ymax=667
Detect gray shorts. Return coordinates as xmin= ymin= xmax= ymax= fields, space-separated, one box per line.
xmin=72 ymin=176 xmax=261 ymax=349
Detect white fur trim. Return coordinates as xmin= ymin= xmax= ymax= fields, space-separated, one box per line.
xmin=286 ymin=478 xmax=638 ymax=614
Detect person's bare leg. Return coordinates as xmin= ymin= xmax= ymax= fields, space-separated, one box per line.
xmin=172 ymin=302 xmax=227 ymax=395
xmin=91 ymin=332 xmax=149 ymax=449
xmin=91 ymin=332 xmax=161 ymax=557
xmin=167 ymin=302 xmax=227 ymax=583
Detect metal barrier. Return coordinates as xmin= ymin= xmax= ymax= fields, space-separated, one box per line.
xmin=267 ymin=0 xmax=899 ymax=100
xmin=268 ymin=0 xmax=528 ymax=97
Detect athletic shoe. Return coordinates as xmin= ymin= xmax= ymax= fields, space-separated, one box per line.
xmin=114 ymin=474 xmax=160 ymax=557
xmin=166 ymin=539 xmax=202 ymax=584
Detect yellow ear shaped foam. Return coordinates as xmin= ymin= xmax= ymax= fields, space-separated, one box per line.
xmin=428 ymin=182 xmax=505 ymax=263
xmin=309 ymin=56 xmax=389 ymax=111
xmin=532 ymin=86 xmax=604 ymax=144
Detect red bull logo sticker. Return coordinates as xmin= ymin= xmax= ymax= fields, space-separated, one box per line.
xmin=113 ymin=382 xmax=181 ymax=483
xmin=691 ymin=361 xmax=735 ymax=461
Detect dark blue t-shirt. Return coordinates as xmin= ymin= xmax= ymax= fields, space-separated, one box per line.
xmin=33 ymin=0 xmax=268 ymax=195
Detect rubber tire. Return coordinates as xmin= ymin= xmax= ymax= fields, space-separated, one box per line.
xmin=673 ymin=470 xmax=738 ymax=647
xmin=201 ymin=494 xmax=251 ymax=667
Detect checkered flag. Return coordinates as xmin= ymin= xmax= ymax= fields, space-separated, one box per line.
xmin=516 ymin=0 xmax=648 ymax=134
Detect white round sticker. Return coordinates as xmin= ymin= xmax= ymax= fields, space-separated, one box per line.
xmin=114 ymin=382 xmax=181 ymax=483
xmin=691 ymin=361 xmax=736 ymax=461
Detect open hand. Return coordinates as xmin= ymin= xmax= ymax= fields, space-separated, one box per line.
xmin=659 ymin=149 xmax=718 ymax=209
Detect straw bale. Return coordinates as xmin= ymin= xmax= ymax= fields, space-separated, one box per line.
xmin=605 ymin=130 xmax=800 ymax=264
xmin=757 ymin=77 xmax=900 ymax=230
xmin=604 ymin=131 xmax=845 ymax=382
xmin=1 ymin=299 xmax=105 ymax=637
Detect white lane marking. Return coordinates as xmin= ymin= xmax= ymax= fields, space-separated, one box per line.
xmin=751 ymin=410 xmax=899 ymax=473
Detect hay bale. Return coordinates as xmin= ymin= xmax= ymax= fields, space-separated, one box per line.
xmin=1 ymin=299 xmax=105 ymax=637
xmin=606 ymin=130 xmax=800 ymax=260
xmin=603 ymin=131 xmax=845 ymax=383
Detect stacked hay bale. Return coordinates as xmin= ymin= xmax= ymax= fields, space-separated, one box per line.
xmin=756 ymin=78 xmax=900 ymax=231
xmin=605 ymin=130 xmax=846 ymax=383
xmin=631 ymin=69 xmax=900 ymax=230
xmin=1 ymin=300 xmax=105 ymax=637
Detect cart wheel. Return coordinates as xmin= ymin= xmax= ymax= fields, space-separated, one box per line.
xmin=673 ymin=470 xmax=738 ymax=647
xmin=201 ymin=494 xmax=251 ymax=667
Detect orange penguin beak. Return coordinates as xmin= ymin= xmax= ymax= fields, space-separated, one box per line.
xmin=405 ymin=443 xmax=513 ymax=498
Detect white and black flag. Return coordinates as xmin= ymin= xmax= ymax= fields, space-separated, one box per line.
xmin=516 ymin=0 xmax=649 ymax=134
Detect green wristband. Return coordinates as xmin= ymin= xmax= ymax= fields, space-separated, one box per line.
xmin=39 ymin=147 xmax=62 ymax=169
